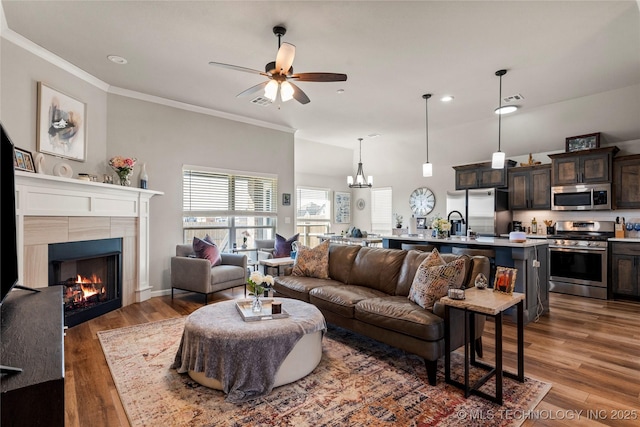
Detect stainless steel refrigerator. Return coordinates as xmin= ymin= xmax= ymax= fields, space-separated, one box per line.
xmin=446 ymin=188 xmax=511 ymax=237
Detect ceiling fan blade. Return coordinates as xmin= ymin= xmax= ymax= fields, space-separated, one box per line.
xmin=236 ymin=81 xmax=270 ymax=98
xmin=288 ymin=81 xmax=310 ymax=104
xmin=208 ymin=61 xmax=268 ymax=76
xmin=290 ymin=72 xmax=348 ymax=82
xmin=275 ymin=42 xmax=295 ymax=75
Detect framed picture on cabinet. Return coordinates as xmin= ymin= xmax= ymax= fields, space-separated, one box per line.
xmin=494 ymin=266 xmax=517 ymax=294
xmin=565 ymin=132 xmax=600 ymax=153
xmin=13 ymin=147 xmax=36 ymax=172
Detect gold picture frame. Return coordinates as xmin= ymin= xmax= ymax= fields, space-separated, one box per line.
xmin=494 ymin=266 xmax=517 ymax=294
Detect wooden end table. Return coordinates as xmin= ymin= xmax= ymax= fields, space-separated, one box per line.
xmin=259 ymin=257 xmax=295 ymax=276
xmin=441 ymin=287 xmax=525 ymax=405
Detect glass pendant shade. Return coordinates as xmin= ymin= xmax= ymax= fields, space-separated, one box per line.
xmin=492 ymin=151 xmax=506 ymax=169
xmin=423 ymin=162 xmax=433 ymax=177
xmin=280 ymin=81 xmax=294 ymax=102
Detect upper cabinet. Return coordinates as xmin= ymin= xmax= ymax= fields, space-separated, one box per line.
xmin=453 ymin=160 xmax=516 ymax=190
xmin=508 ymin=164 xmax=551 ymax=210
xmin=614 ymin=154 xmax=640 ymax=209
xmin=549 ymin=146 xmax=619 ymax=186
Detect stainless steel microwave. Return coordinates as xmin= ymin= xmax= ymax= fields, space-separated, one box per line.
xmin=551 ymin=183 xmax=611 ymax=211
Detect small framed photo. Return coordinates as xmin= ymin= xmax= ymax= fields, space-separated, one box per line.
xmin=37 ymin=82 xmax=87 ymax=162
xmin=13 ymin=147 xmax=36 ymax=173
xmin=565 ymin=132 xmax=600 ymax=153
xmin=416 ymin=217 xmax=427 ymax=229
xmin=494 ymin=266 xmax=517 ymax=294
xmin=282 ymin=193 xmax=291 ymax=206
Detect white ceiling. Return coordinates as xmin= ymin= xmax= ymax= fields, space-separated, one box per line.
xmin=2 ymin=1 xmax=639 ymax=154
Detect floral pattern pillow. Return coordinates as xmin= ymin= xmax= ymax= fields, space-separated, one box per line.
xmin=291 ymin=239 xmax=330 ymax=279
xmin=408 ymin=257 xmax=466 ymax=310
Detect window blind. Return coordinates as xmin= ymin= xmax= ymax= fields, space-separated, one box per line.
xmin=183 ymin=167 xmax=277 ymax=217
xmin=371 ymin=187 xmax=392 ymax=233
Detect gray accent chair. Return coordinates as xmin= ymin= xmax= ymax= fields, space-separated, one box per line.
xmin=171 ymin=244 xmax=248 ymax=304
xmin=256 ymin=239 xmax=276 ymax=260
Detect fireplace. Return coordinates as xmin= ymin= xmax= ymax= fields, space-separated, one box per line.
xmin=48 ymin=238 xmax=122 ymax=327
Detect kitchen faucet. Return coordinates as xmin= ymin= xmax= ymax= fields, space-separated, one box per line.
xmin=447 ymin=210 xmax=465 ymax=223
xmin=447 ymin=210 xmax=466 ymax=236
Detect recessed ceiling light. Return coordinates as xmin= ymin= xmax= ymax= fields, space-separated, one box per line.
xmin=107 ymin=55 xmax=128 ymax=65
xmin=440 ymin=95 xmax=454 ymax=102
xmin=337 ymin=89 xmax=345 ymax=94
xmin=495 ymin=105 xmax=518 ymax=115
xmin=368 ymin=133 xmax=381 ymax=138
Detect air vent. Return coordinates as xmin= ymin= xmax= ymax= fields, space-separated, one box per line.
xmin=250 ymin=96 xmax=273 ymax=106
xmin=503 ymin=93 xmax=524 ymax=104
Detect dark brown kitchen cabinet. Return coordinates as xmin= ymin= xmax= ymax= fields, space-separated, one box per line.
xmin=508 ymin=164 xmax=551 ymax=210
xmin=549 ymin=146 xmax=618 ymax=185
xmin=610 ymin=242 xmax=640 ymax=299
xmin=613 ymin=154 xmax=640 ymax=209
xmin=453 ymin=160 xmax=516 ymax=190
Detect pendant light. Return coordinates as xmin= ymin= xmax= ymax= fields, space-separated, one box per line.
xmin=492 ymin=69 xmax=508 ymax=169
xmin=422 ymin=93 xmax=433 ymax=177
xmin=347 ymin=138 xmax=373 ymax=188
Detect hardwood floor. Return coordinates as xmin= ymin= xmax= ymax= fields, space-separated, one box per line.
xmin=64 ymin=290 xmax=640 ymax=427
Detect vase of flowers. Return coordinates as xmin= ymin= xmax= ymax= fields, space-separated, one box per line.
xmin=241 ymin=230 xmax=251 ymax=249
xmin=431 ymin=216 xmax=452 ymax=239
xmin=247 ymin=271 xmax=274 ymax=313
xmin=109 ymin=156 xmax=137 ymax=186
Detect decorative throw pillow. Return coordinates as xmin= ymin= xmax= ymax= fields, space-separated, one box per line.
xmin=274 ymin=233 xmax=299 ymax=258
xmin=291 ymin=239 xmax=330 ymax=279
xmin=408 ymin=257 xmax=466 ymax=310
xmin=420 ymin=248 xmax=446 ymax=269
xmin=192 ymin=236 xmax=222 ymax=266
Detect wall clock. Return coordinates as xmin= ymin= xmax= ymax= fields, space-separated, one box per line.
xmin=409 ymin=187 xmax=435 ymax=216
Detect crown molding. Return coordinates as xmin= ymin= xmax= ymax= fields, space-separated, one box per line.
xmin=0 ymin=24 xmax=296 ymax=135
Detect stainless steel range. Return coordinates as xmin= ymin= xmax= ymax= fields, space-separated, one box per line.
xmin=548 ymin=220 xmax=614 ymax=299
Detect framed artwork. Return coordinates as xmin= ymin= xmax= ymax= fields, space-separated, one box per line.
xmin=416 ymin=217 xmax=427 ymax=229
xmin=282 ymin=193 xmax=291 ymax=206
xmin=494 ymin=266 xmax=517 ymax=294
xmin=37 ymin=82 xmax=87 ymax=162
xmin=13 ymin=147 xmax=36 ymax=172
xmin=565 ymin=132 xmax=600 ymax=153
xmin=334 ymin=191 xmax=351 ymax=224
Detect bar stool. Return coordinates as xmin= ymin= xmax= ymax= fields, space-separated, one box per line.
xmin=401 ymin=243 xmax=436 ymax=252
xmin=451 ymin=247 xmax=496 ymax=285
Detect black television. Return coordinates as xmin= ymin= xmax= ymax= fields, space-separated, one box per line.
xmin=1 ymin=121 xmax=20 ymax=304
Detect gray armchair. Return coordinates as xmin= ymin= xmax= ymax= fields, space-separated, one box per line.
xmin=171 ymin=244 xmax=247 ymax=304
xmin=255 ymin=239 xmax=276 ymax=261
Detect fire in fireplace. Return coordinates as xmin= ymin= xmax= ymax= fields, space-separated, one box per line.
xmin=48 ymin=238 xmax=122 ymax=327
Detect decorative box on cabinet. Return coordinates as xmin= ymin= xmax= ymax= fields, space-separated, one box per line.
xmin=610 ymin=242 xmax=640 ymax=300
xmin=508 ymin=164 xmax=551 ymax=210
xmin=453 ymin=160 xmax=516 ymax=190
xmin=1 ymin=287 xmax=65 ymax=427
xmin=613 ymin=154 xmax=640 ymax=209
xmin=549 ymin=146 xmax=618 ymax=186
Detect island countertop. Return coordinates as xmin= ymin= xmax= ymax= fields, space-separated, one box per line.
xmin=381 ymin=235 xmax=549 ymax=248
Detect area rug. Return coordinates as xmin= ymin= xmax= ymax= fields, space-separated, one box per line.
xmin=98 ymin=317 xmax=551 ymax=427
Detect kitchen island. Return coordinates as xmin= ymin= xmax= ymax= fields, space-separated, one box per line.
xmin=382 ymin=235 xmax=549 ymax=324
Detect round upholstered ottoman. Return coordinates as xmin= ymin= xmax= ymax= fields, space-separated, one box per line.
xmin=174 ymin=298 xmax=325 ymax=394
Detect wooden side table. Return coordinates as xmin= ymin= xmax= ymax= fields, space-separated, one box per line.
xmin=441 ymin=287 xmax=525 ymax=405
xmin=259 ymin=257 xmax=295 ymax=276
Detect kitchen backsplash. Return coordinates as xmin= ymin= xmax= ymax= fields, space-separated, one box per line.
xmin=512 ymin=209 xmax=640 ymax=238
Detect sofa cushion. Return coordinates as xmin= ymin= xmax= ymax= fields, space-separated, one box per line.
xmin=274 ymin=233 xmax=299 ymax=258
xmin=192 ymin=236 xmax=222 ymax=266
xmin=355 ymin=296 xmax=444 ymax=341
xmin=309 ymin=285 xmax=388 ymax=318
xmin=274 ymin=276 xmax=344 ymax=302
xmin=291 ymin=239 xmax=330 ymax=279
xmin=408 ymin=257 xmax=466 ymax=310
xmin=209 ymin=264 xmax=245 ymax=285
xmin=328 ymin=244 xmax=361 ymax=283
xmin=348 ymin=247 xmax=407 ymax=295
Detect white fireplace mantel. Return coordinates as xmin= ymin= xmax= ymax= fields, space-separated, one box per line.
xmin=15 ymin=171 xmax=163 ymax=304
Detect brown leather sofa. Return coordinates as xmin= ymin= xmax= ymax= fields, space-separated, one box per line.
xmin=273 ymin=245 xmax=489 ymax=385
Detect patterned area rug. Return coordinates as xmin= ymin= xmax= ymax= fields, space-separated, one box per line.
xmin=98 ymin=317 xmax=551 ymax=427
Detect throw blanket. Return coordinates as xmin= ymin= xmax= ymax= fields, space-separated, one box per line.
xmin=171 ymin=299 xmax=326 ymax=403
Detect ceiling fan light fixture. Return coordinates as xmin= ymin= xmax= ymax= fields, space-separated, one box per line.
xmin=280 ymin=81 xmax=295 ymax=102
xmin=264 ymin=80 xmax=278 ymax=101
xmin=495 ymin=105 xmax=518 ymax=115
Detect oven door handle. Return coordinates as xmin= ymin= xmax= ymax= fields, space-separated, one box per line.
xmin=549 ymin=246 xmax=607 ymax=253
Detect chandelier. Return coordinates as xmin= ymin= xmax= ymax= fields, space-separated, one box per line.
xmin=347 ymin=138 xmax=373 ymax=188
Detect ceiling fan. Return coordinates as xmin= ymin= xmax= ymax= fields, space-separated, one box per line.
xmin=208 ymin=26 xmax=347 ymax=105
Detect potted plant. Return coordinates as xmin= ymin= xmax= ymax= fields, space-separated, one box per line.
xmin=395 ymin=214 xmax=404 ymax=229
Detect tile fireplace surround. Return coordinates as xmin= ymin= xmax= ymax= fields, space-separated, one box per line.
xmin=15 ymin=171 xmax=163 ymax=307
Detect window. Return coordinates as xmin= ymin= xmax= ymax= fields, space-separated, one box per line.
xmin=182 ymin=166 xmax=277 ymax=252
xmin=371 ymin=187 xmax=392 ymax=235
xmin=296 ymin=187 xmax=331 ymax=246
